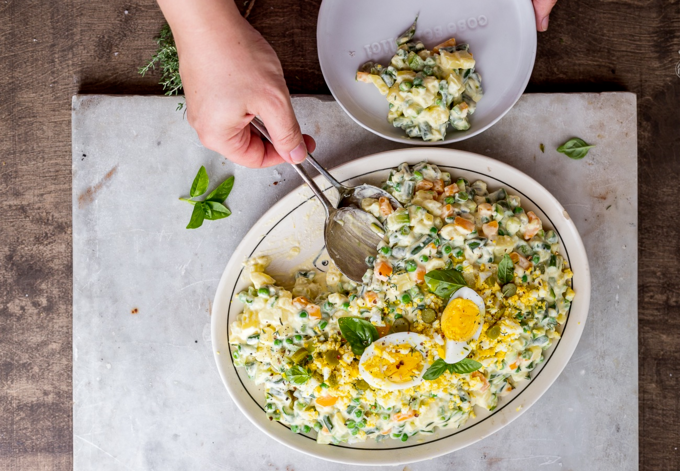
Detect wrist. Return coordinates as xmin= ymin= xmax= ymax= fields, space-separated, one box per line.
xmin=157 ymin=0 xmax=243 ymax=45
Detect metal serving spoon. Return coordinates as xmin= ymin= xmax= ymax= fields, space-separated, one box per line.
xmin=250 ymin=117 xmax=399 ymax=283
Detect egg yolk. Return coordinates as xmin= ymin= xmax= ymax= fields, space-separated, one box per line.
xmin=441 ymin=298 xmax=482 ymax=341
xmin=363 ymin=344 xmax=424 ymax=384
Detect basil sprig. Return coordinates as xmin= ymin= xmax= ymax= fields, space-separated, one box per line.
xmin=424 ymin=269 xmax=467 ymax=299
xmin=557 ymin=138 xmax=595 ymax=160
xmin=181 ymin=166 xmax=235 ymax=229
xmin=497 ymin=254 xmax=515 ymax=285
xmin=423 ymin=358 xmax=482 ymax=380
xmin=285 ymin=365 xmax=312 ymax=385
xmin=338 ymin=317 xmax=379 ymax=356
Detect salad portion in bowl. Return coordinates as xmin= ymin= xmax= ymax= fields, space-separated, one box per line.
xmin=229 ymin=162 xmax=574 ymax=446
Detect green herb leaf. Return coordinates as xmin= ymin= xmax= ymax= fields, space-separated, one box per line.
xmin=186 ymin=204 xmax=205 ymax=229
xmin=206 ymin=176 xmax=235 ymax=203
xmin=204 ymin=201 xmax=231 ymax=220
xmin=190 ymin=166 xmax=209 ymax=197
xmin=338 ymin=317 xmax=379 ymax=356
xmin=139 ymin=24 xmax=183 ymax=109
xmin=424 ymin=269 xmax=467 ymax=299
xmin=423 ymin=359 xmax=449 ymax=381
xmin=497 ymin=254 xmax=514 ymax=285
xmin=502 ymin=283 xmax=517 ymax=298
xmin=540 ymin=143 xmax=545 ymax=153
xmin=285 ymin=365 xmax=312 ymax=385
xmin=447 ymin=358 xmax=482 ymax=374
xmin=556 ymin=138 xmax=595 ymax=160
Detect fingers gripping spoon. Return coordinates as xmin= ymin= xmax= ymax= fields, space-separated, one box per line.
xmin=250 ymin=117 xmax=401 ymax=283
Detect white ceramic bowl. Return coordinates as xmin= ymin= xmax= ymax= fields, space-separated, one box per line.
xmin=317 ymin=0 xmax=537 ymax=145
xmin=212 ymin=148 xmax=590 ymax=465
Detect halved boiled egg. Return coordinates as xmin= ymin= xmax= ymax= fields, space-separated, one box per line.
xmin=441 ymin=287 xmax=485 ymax=364
xmin=358 ymin=332 xmax=431 ymax=391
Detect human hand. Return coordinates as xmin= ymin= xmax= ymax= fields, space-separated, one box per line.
xmin=158 ymin=0 xmax=315 ymax=168
xmin=533 ymin=0 xmax=558 ymax=32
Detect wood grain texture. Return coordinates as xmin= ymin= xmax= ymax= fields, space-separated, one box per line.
xmin=0 ymin=0 xmax=678 ymax=469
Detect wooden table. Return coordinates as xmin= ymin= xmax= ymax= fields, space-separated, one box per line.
xmin=0 ymin=0 xmax=678 ymax=469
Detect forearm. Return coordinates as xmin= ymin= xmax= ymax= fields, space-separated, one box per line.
xmin=156 ymin=0 xmax=242 ymax=41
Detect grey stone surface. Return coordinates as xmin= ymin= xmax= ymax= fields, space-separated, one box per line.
xmin=73 ymin=93 xmax=637 ymax=470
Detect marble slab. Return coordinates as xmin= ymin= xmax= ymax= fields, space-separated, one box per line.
xmin=73 ymin=92 xmax=638 ymax=470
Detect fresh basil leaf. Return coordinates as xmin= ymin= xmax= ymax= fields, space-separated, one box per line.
xmin=200 ymin=201 xmax=212 ymax=219
xmin=190 ymin=166 xmax=209 ymax=197
xmin=502 ymin=283 xmax=517 ymax=298
xmin=206 ymin=176 xmax=235 ymax=203
xmin=423 ymin=359 xmax=449 ymax=381
xmin=338 ymin=317 xmax=379 ymax=356
xmin=285 ymin=365 xmax=311 ymax=385
xmin=424 ymin=269 xmax=467 ymax=299
xmin=448 ymin=358 xmax=482 ymax=374
xmin=556 ymin=138 xmax=595 ymax=160
xmin=204 ymin=201 xmax=231 ymax=220
xmin=497 ymin=254 xmax=514 ymax=285
xmin=186 ymin=204 xmax=205 ymax=229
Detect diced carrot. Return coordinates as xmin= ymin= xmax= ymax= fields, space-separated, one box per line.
xmin=364 ymin=291 xmax=379 ymax=306
xmin=443 ymin=184 xmax=460 ymax=196
xmin=307 ymin=304 xmax=322 ymax=319
xmin=432 ymin=179 xmax=445 ymax=194
xmin=523 ymin=211 xmax=542 ymax=240
xmin=416 ymin=179 xmax=434 ymax=191
xmin=393 ymin=410 xmax=416 ymax=422
xmin=414 ymin=267 xmax=426 ymax=284
xmin=293 ymin=296 xmax=310 ymax=307
xmin=377 ymin=325 xmax=391 ymax=338
xmin=316 ymin=396 xmax=338 ymax=407
xmin=375 ymin=260 xmax=393 ymax=280
xmin=322 ymin=426 xmax=329 ymax=434
xmin=442 ymin=204 xmax=455 ymax=218
xmin=482 ymin=220 xmax=498 ymax=239
xmin=471 ymin=371 xmax=490 ymax=392
xmin=512 ymin=251 xmax=532 ymax=270
xmin=454 ymin=216 xmax=475 ymax=234
xmin=432 ymin=37 xmax=456 ymax=54
xmin=382 ymin=428 xmax=392 ymax=435
xmin=379 ymin=196 xmax=394 ymax=217
xmin=509 ymin=361 xmax=518 ymax=370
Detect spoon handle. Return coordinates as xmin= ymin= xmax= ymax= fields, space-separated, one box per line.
xmin=250 ymin=117 xmax=333 ymax=217
xmin=304 ymin=154 xmax=348 ymax=196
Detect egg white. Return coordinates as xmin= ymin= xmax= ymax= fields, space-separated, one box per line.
xmin=444 ymin=287 xmax=485 ymax=364
xmin=359 ymin=332 xmax=431 ymax=391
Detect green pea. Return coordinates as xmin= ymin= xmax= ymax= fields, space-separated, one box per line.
xmin=380 ymin=246 xmax=391 ymax=256
xmin=274 ymin=339 xmax=282 ymax=347
xmin=400 ymin=293 xmax=411 ymax=304
xmin=406 ymin=260 xmax=417 ymax=272
xmin=365 ymin=256 xmax=375 ymax=266
xmin=351 ymin=428 xmax=359 ymax=435
xmin=429 ymin=227 xmax=438 ymax=235
xmin=399 ymin=81 xmax=413 ymax=91
xmin=522 ymin=275 xmax=528 ymax=283
xmin=294 ymin=335 xmax=302 ymax=342
xmin=381 ymin=414 xmax=390 ymax=420
xmin=313 ymin=422 xmax=322 ymax=431
xmin=265 ymin=402 xmax=276 ymax=412
xmin=355 ymin=380 xmax=370 ymax=391
xmin=302 ymin=425 xmax=311 ymax=433
xmin=514 ymin=207 xmax=524 ymax=214
xmin=453 ymin=248 xmax=464 ymax=258
xmin=357 ymin=419 xmax=366 ymax=428
xmin=285 ymin=338 xmax=293 ymax=345
xmin=319 ymin=321 xmax=328 ymax=330
xmin=400 ymin=226 xmax=411 ymax=236
xmin=349 ymin=294 xmax=357 ymax=302
xmin=445 ymin=196 xmax=455 ymax=204
xmin=346 ymin=419 xmax=356 ymax=429
xmin=401 ymin=433 xmax=409 ymax=442
xmin=341 ymin=302 xmax=350 ymax=310
xmin=532 ymin=254 xmax=540 ymax=264
xmin=257 ymin=287 xmax=270 ymax=297
xmin=443 ymin=245 xmax=452 ymax=255
xmin=421 ymin=308 xmax=437 ymax=324
xmin=298 ymin=310 xmax=308 ymax=319
xmin=354 ymin=409 xmax=363 ymax=418
xmin=420 ymin=255 xmax=429 ymax=263
xmin=394 ymin=314 xmax=403 ymax=319
xmin=290 ymin=425 xmax=299 ymax=433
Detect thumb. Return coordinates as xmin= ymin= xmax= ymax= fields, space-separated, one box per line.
xmin=257 ymin=93 xmax=307 ymax=164
xmin=533 ymin=0 xmax=558 ymax=31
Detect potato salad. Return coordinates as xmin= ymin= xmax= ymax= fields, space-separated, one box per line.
xmin=230 ymin=162 xmax=574 ymax=445
xmin=357 ymin=19 xmax=483 ymax=141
